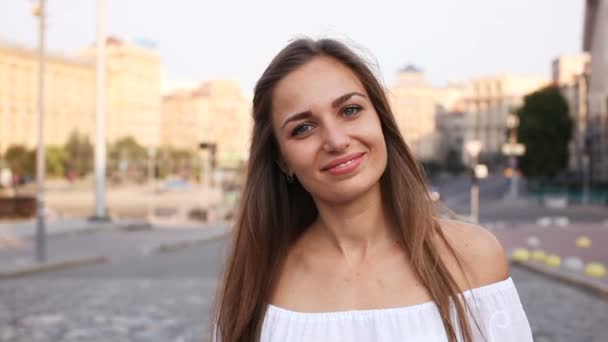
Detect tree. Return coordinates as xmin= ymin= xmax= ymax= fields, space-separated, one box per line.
xmin=64 ymin=131 xmax=94 ymax=177
xmin=516 ymin=86 xmax=572 ymax=179
xmin=108 ymin=137 xmax=148 ymax=182
xmin=443 ymin=148 xmax=465 ymax=175
xmin=109 ymin=136 xmax=147 ymax=166
xmin=46 ymin=146 xmax=67 ymax=178
xmin=156 ymin=145 xmax=195 ymax=179
xmin=3 ymin=145 xmax=69 ymax=180
xmin=4 ymin=145 xmax=35 ymax=177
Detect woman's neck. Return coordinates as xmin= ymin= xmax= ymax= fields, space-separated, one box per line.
xmin=310 ymin=184 xmax=398 ymax=264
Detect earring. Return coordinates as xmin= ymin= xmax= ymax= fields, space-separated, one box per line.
xmin=286 ymin=173 xmax=294 ymax=184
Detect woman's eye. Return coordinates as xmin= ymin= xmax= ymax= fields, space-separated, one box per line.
xmin=292 ymin=123 xmax=312 ymax=137
xmin=342 ymin=105 xmax=361 ymax=117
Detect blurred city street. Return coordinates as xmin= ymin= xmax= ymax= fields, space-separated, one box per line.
xmin=0 ymin=231 xmax=607 ymax=342
xmin=0 ymin=177 xmax=606 ymax=341
xmin=1 ymin=0 xmax=607 ymax=341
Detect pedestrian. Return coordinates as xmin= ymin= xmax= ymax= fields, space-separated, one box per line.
xmin=212 ymin=38 xmax=533 ymax=342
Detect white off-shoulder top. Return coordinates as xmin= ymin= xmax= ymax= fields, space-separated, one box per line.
xmin=260 ymin=277 xmax=533 ymax=342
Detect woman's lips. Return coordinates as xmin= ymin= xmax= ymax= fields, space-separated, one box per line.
xmin=322 ymin=153 xmax=365 ymax=176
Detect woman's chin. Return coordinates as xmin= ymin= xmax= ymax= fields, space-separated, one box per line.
xmin=313 ymin=179 xmax=380 ymax=205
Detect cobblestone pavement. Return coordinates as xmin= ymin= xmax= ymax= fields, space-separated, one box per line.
xmin=0 ymin=248 xmax=606 ymax=341
xmin=513 ymin=266 xmax=608 ymax=342
xmin=0 ymin=278 xmax=217 ymax=342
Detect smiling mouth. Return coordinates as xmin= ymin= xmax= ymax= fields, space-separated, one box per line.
xmin=321 ymin=152 xmax=366 ymax=172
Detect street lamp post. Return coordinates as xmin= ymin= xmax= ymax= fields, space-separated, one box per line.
xmin=582 ymin=132 xmax=592 ymax=204
xmin=146 ymin=146 xmax=156 ymax=222
xmin=502 ymin=113 xmax=526 ymax=200
xmin=465 ymin=140 xmax=483 ymax=224
xmin=34 ymin=0 xmax=47 ymax=263
xmin=199 ymin=142 xmax=216 ymax=188
xmin=147 ymin=147 xmax=157 ymax=188
xmin=91 ymin=0 xmax=109 ymax=221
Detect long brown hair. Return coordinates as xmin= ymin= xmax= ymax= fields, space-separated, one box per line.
xmin=212 ymin=38 xmax=478 ymax=342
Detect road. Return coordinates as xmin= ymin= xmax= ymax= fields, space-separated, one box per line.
xmin=435 ymin=175 xmax=608 ymax=224
xmin=1 ymin=236 xmax=606 ymax=341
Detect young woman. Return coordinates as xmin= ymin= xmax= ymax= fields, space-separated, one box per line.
xmin=212 ymin=38 xmax=533 ymax=342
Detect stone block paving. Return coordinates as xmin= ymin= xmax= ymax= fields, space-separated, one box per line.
xmin=513 ymin=266 xmax=608 ymax=342
xmin=0 ymin=277 xmax=218 ymax=342
xmin=0 ymin=266 xmax=606 ymax=341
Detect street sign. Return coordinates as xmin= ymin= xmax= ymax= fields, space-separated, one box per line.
xmin=502 ymin=143 xmax=525 ymax=156
xmin=465 ymin=140 xmax=483 ymax=158
xmin=0 ymin=168 xmax=11 ymax=187
xmin=506 ymin=114 xmax=519 ymax=128
xmin=475 ymin=164 xmax=488 ymax=179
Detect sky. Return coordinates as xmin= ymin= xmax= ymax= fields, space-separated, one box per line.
xmin=0 ymin=0 xmax=585 ymax=92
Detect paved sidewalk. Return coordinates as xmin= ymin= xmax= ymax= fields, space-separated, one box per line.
xmin=0 ymin=217 xmax=149 ymax=240
xmin=493 ymin=222 xmax=608 ymax=295
xmin=0 ymin=222 xmax=231 ymax=279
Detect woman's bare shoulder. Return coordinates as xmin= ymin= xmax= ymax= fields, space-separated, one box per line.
xmin=435 ymin=218 xmax=510 ymax=290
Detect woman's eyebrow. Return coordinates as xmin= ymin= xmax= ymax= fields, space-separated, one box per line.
xmin=280 ymin=92 xmax=366 ymax=129
xmin=281 ymin=110 xmax=312 ymax=129
xmin=331 ymin=92 xmax=366 ymax=108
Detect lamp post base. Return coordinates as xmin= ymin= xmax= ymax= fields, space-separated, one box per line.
xmin=88 ymin=215 xmax=111 ymax=222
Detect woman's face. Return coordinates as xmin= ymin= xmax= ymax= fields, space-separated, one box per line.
xmin=271 ymin=56 xmax=388 ymax=204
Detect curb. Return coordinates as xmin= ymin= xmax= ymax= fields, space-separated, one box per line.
xmin=0 ymin=220 xmax=151 ymax=242
xmin=0 ymin=256 xmax=109 ymax=280
xmin=511 ymin=260 xmax=608 ymax=298
xmin=150 ymin=229 xmax=231 ymax=254
xmin=49 ymin=221 xmax=152 ymax=237
xmin=0 ymin=226 xmax=230 ymax=279
xmin=117 ymin=222 xmax=153 ymax=232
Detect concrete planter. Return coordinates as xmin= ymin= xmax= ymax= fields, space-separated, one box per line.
xmin=0 ymin=196 xmax=36 ymax=219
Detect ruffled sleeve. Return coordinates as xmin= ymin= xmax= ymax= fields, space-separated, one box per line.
xmin=462 ymin=277 xmax=534 ymax=341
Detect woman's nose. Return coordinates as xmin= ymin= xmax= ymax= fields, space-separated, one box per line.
xmin=322 ymin=122 xmax=351 ymax=153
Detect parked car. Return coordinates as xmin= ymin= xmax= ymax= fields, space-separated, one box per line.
xmin=162 ymin=179 xmax=192 ymax=191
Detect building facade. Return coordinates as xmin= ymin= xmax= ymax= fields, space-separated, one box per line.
xmin=462 ymin=75 xmax=549 ymax=166
xmin=552 ymin=54 xmax=591 ymax=176
xmin=387 ymin=68 xmax=548 ymax=168
xmin=436 ymin=110 xmax=467 ymax=167
xmin=0 ymin=37 xmax=161 ymax=156
xmin=161 ymin=80 xmax=252 ymax=169
xmin=79 ymin=37 xmax=162 ymax=148
xmin=388 ymin=65 xmax=439 ymax=162
xmin=583 ymin=0 xmax=608 ymax=182
xmin=161 ymin=88 xmax=211 ymax=152
xmin=0 ymin=39 xmax=95 ymax=153
xmin=434 ymin=82 xmax=467 ymax=164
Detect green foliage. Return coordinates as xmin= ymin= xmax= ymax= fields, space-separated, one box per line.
xmin=109 ymin=136 xmax=148 ymax=162
xmin=3 ymin=145 xmax=70 ymax=179
xmin=64 ymin=131 xmax=94 ymax=177
xmin=443 ymin=148 xmax=465 ymax=175
xmin=46 ymin=145 xmax=67 ymax=177
xmin=156 ymin=145 xmax=196 ymax=179
xmin=4 ymin=145 xmax=35 ymax=177
xmin=106 ymin=137 xmax=148 ymax=182
xmin=516 ymin=86 xmax=573 ymax=178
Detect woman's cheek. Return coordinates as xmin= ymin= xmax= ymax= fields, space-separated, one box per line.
xmin=285 ymin=140 xmax=319 ymax=174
